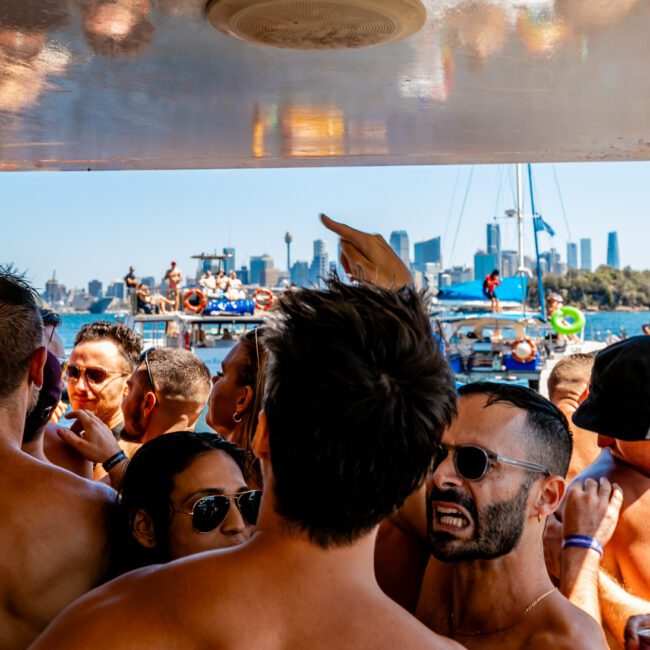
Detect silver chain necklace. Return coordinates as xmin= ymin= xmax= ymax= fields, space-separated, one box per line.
xmin=450 ymin=587 xmax=557 ymax=637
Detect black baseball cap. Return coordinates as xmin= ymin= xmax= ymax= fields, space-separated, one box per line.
xmin=573 ymin=336 xmax=650 ymax=441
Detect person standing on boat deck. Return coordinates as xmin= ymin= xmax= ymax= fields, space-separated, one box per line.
xmin=544 ymin=337 xmax=650 ymax=648
xmin=124 ymin=265 xmax=138 ymax=314
xmin=483 ymin=269 xmax=501 ymax=313
xmin=34 ymin=278 xmax=462 ymax=650
xmin=414 ymin=382 xmax=607 ymax=650
xmin=0 ymin=271 xmax=114 ymax=649
xmin=58 ymin=347 xmax=212 ymax=490
xmin=65 ymin=321 xmax=142 ymax=477
xmin=547 ymin=353 xmax=600 ymax=480
xmin=163 ymin=260 xmax=183 ymax=310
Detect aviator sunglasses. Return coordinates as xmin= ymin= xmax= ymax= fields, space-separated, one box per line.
xmin=65 ymin=365 xmax=128 ymax=385
xmin=173 ymin=490 xmax=263 ymax=533
xmin=433 ymin=443 xmax=551 ymax=482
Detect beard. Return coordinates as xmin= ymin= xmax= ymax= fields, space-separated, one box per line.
xmin=120 ymin=409 xmax=145 ymax=443
xmin=427 ymin=479 xmax=531 ymax=562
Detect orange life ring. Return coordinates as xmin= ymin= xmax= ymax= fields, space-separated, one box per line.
xmin=253 ymin=288 xmax=274 ymax=311
xmin=511 ymin=337 xmax=537 ymax=364
xmin=184 ymin=289 xmax=207 ymax=313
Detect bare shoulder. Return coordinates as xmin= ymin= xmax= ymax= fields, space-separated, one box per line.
xmin=526 ymin=595 xmax=608 ymax=650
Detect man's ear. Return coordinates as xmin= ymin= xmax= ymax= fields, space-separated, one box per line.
xmin=28 ymin=346 xmax=47 ymax=389
xmin=252 ymin=410 xmax=270 ymax=460
xmin=131 ymin=510 xmax=157 ymax=549
xmin=142 ymin=391 xmax=157 ymax=418
xmin=535 ymin=476 xmax=566 ymax=519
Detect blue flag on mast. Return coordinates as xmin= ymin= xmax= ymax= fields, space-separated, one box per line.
xmin=533 ymin=215 xmax=555 ymax=237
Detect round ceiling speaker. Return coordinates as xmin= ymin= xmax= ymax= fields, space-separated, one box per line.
xmin=206 ymin=0 xmax=427 ymax=49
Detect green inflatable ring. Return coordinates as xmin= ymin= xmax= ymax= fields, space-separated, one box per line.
xmin=550 ymin=306 xmax=586 ymax=335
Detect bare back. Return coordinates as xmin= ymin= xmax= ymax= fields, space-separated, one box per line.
xmin=0 ymin=450 xmax=114 ymax=649
xmin=35 ymin=535 xmax=464 ymax=650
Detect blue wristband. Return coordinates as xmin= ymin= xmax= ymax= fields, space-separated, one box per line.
xmin=562 ymin=535 xmax=604 ymax=557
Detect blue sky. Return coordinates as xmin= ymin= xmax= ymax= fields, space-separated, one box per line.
xmin=2 ymin=161 xmax=647 ymax=291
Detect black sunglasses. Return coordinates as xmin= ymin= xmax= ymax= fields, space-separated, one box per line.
xmin=434 ymin=443 xmax=551 ymax=482
xmin=66 ymin=365 xmax=127 ymax=385
xmin=173 ymin=490 xmax=263 ymax=533
xmin=139 ymin=347 xmax=157 ymax=394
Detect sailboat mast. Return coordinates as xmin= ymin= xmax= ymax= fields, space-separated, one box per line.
xmin=516 ymin=163 xmax=524 ymax=274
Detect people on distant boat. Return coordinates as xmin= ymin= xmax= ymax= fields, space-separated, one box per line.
xmin=226 ymin=270 xmax=246 ymax=299
xmin=483 ymin=268 xmax=501 ymax=312
xmin=545 ymin=337 xmax=650 ymax=648
xmin=547 ymin=353 xmax=600 ymax=480
xmin=163 ymin=260 xmax=183 ymax=310
xmin=135 ymin=283 xmax=153 ymax=314
xmin=58 ymin=348 xmax=211 ymax=490
xmin=114 ymin=432 xmax=259 ymax=574
xmin=0 ymin=271 xmax=115 ymax=649
xmin=199 ymin=269 xmax=218 ymax=295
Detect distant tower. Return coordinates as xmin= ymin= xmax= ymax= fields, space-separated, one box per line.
xmin=567 ymin=242 xmax=578 ymax=270
xmin=580 ymin=238 xmax=592 ymax=271
xmin=607 ymin=231 xmax=620 ymax=269
xmin=486 ymin=223 xmax=501 ymax=272
xmin=389 ymin=231 xmax=410 ymax=267
xmin=285 ymin=232 xmax=293 ymax=272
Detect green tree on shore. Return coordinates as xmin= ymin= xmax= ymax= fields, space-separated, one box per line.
xmin=528 ymin=266 xmax=650 ymax=310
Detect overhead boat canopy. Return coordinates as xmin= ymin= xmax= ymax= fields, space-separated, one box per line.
xmin=0 ymin=0 xmax=649 ymax=172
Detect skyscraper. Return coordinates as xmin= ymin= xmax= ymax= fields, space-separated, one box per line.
xmin=389 ymin=231 xmax=410 ymax=267
xmin=474 ymin=250 xmax=498 ymax=281
xmin=486 ymin=223 xmax=501 ymax=271
xmin=607 ymin=232 xmax=620 ymax=269
xmin=501 ymin=250 xmax=518 ymax=277
xmin=250 ymin=254 xmax=273 ymax=285
xmin=580 ymin=238 xmax=592 ymax=271
xmin=310 ymin=239 xmax=329 ymax=287
xmin=414 ymin=236 xmax=442 ymax=271
xmin=290 ymin=261 xmax=310 ymax=287
xmin=567 ymin=242 xmax=578 ymax=270
xmin=223 ymin=248 xmax=236 ymax=274
xmin=88 ymin=279 xmax=103 ymax=297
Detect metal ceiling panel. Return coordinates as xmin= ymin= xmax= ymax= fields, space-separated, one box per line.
xmin=0 ymin=0 xmax=648 ymax=171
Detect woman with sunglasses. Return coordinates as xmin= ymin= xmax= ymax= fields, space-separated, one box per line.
xmin=114 ymin=431 xmax=262 ymax=574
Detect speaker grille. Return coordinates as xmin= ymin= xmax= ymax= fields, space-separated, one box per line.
xmin=207 ymin=0 xmax=426 ymax=49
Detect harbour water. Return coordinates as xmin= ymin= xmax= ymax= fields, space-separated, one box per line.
xmin=58 ymin=311 xmax=650 ymax=351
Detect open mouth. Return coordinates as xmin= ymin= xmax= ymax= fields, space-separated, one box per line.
xmin=434 ymin=503 xmax=472 ymax=531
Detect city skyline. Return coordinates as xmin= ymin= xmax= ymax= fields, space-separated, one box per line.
xmin=2 ymin=162 xmax=643 ymax=291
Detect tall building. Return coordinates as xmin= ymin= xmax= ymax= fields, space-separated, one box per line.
xmin=580 ymin=238 xmax=592 ymax=271
xmin=501 ymin=250 xmax=518 ymax=277
xmin=250 ymin=254 xmax=273 ymax=285
xmin=290 ymin=261 xmax=310 ymax=287
xmin=567 ymin=242 xmax=578 ymax=270
xmin=44 ymin=272 xmax=66 ymax=305
xmin=449 ymin=266 xmax=473 ymax=284
xmin=486 ymin=223 xmax=501 ymax=271
xmin=540 ymin=248 xmax=562 ymax=275
xmin=223 ymin=248 xmax=236 ymax=274
xmin=607 ymin=231 xmax=620 ymax=269
xmin=237 ymin=266 xmax=249 ymax=285
xmin=474 ymin=250 xmax=498 ymax=282
xmin=389 ymin=231 xmax=410 ymax=267
xmin=88 ymin=279 xmax=103 ymax=297
xmin=310 ymin=239 xmax=329 ymax=287
xmin=414 ymin=236 xmax=442 ymax=271
xmin=141 ymin=276 xmax=156 ymax=289
xmin=284 ymin=232 xmax=292 ymax=272
xmin=106 ymin=281 xmax=125 ymax=299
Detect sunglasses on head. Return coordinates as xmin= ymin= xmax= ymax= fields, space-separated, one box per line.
xmin=139 ymin=347 xmax=157 ymax=394
xmin=433 ymin=443 xmax=551 ymax=482
xmin=65 ymin=365 xmax=127 ymax=385
xmin=173 ymin=490 xmax=263 ymax=533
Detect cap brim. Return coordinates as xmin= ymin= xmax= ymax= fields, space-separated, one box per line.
xmin=574 ymin=396 xmax=650 ymax=442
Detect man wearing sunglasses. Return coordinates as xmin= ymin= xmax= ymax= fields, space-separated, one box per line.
xmin=35 ymin=278 xmax=462 ymax=650
xmin=58 ymin=347 xmax=212 ymax=489
xmin=414 ymin=382 xmax=607 ymax=649
xmin=0 ymin=272 xmax=115 ymax=649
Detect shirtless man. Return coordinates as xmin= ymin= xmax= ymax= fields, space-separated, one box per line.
xmin=59 ymin=347 xmax=211 ymax=489
xmin=548 ymin=336 xmax=650 ymax=647
xmin=547 ymin=353 xmax=600 ymax=480
xmin=0 ymin=272 xmax=114 ymax=649
xmin=35 ymin=277 xmax=461 ymax=650
xmin=163 ymin=260 xmax=183 ymax=309
xmin=416 ymin=382 xmax=607 ymax=649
